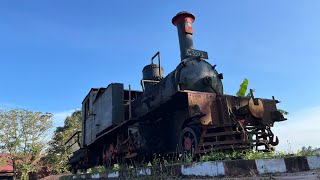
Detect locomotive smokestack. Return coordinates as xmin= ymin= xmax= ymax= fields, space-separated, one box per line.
xmin=172 ymin=11 xmax=195 ymax=61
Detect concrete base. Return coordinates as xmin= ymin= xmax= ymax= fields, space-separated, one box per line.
xmin=70 ymin=155 xmax=320 ymax=179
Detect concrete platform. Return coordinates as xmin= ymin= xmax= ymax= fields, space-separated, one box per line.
xmin=70 ymin=155 xmax=320 ymax=179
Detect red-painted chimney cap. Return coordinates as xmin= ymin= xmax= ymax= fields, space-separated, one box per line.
xmin=172 ymin=11 xmax=195 ymax=26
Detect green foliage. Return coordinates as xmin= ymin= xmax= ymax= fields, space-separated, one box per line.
xmin=246 ymin=88 xmax=255 ymax=97
xmin=200 ymin=147 xmax=318 ymax=162
xmin=243 ymin=150 xmax=294 ymax=159
xmin=297 ymin=146 xmax=317 ymax=156
xmin=65 ymin=146 xmax=318 ymax=180
xmin=200 ymin=151 xmax=237 ymax=162
xmin=278 ymin=109 xmax=289 ymax=115
xmin=0 ymin=108 xmax=53 ymax=180
xmin=0 ymin=155 xmax=9 ymax=166
xmin=59 ymin=176 xmax=73 ymax=180
xmin=113 ymin=164 xmax=120 ymax=171
xmin=236 ymin=78 xmax=249 ymax=97
xmin=236 ymin=78 xmax=289 ymax=116
xmin=87 ymin=165 xmax=107 ymax=173
xmin=184 ymin=153 xmax=193 ymax=164
xmin=43 ymin=110 xmax=82 ymax=174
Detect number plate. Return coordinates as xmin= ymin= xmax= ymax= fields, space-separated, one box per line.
xmin=186 ymin=49 xmax=208 ymax=59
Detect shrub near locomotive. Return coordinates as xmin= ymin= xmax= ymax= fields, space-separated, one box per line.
xmin=66 ymin=11 xmax=286 ymax=172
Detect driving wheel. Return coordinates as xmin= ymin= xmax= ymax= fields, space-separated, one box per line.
xmin=179 ymin=127 xmax=200 ymax=153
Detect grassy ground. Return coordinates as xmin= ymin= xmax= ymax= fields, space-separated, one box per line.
xmin=54 ymin=146 xmax=318 ymax=180
xmin=81 ymin=146 xmax=318 ymax=175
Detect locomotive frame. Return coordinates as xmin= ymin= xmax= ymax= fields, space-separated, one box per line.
xmin=66 ymin=11 xmax=286 ymax=172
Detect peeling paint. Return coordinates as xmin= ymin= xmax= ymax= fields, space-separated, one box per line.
xmin=135 ymin=168 xmax=152 ymax=175
xmin=91 ymin=173 xmax=100 ymax=179
xmin=307 ymin=155 xmax=320 ymax=170
xmin=107 ymin=171 xmax=119 ymax=178
xmin=255 ymin=158 xmax=287 ymax=174
xmin=65 ymin=155 xmax=320 ymax=179
xmin=181 ymin=161 xmax=225 ymax=176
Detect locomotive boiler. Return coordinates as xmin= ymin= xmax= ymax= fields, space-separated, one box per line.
xmin=66 ymin=11 xmax=286 ymax=172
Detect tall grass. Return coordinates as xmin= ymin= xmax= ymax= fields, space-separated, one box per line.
xmin=83 ymin=146 xmax=318 ymax=175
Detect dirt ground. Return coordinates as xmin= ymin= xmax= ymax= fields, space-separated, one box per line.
xmin=40 ymin=174 xmax=71 ymax=180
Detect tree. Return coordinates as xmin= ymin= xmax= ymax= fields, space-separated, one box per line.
xmin=236 ymin=78 xmax=248 ymax=97
xmin=44 ymin=110 xmax=81 ymax=174
xmin=0 ymin=109 xmax=52 ymax=180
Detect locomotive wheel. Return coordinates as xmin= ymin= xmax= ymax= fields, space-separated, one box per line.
xmin=179 ymin=127 xmax=200 ymax=153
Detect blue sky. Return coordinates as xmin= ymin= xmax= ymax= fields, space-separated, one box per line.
xmin=1 ymin=1 xmax=319 ymax=151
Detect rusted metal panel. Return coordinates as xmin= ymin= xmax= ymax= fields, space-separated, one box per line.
xmin=85 ymin=116 xmax=95 ymax=146
xmin=93 ymin=83 xmax=125 ymax=136
xmin=185 ymin=91 xmax=232 ymax=126
xmin=260 ymin=99 xmax=278 ymax=126
xmin=182 ymin=91 xmax=284 ymax=153
xmin=82 ymin=84 xmax=125 ymax=146
xmin=215 ymin=95 xmax=233 ymax=125
xmin=186 ymin=91 xmax=215 ymax=125
xmin=82 ymin=89 xmax=98 ymax=146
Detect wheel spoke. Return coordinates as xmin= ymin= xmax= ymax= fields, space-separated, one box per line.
xmin=180 ymin=127 xmax=200 ymax=153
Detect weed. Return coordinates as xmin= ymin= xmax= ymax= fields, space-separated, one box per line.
xmin=113 ymin=163 xmax=120 ymax=171
xmin=67 ymin=146 xmax=318 ymax=179
xmin=297 ymin=146 xmax=317 ymax=156
xmin=199 ymin=146 xmax=317 ymax=162
xmin=91 ymin=165 xmax=107 ymax=173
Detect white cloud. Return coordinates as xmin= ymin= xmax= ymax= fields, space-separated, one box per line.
xmin=0 ymin=102 xmax=25 ymax=109
xmin=45 ymin=109 xmax=77 ymax=141
xmin=52 ymin=110 xmax=76 ymax=127
xmin=272 ymin=106 xmax=320 ymax=152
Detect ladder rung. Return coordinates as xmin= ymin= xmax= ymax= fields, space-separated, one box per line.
xmin=203 ymin=131 xmax=241 ymax=138
xmin=202 ymin=140 xmax=245 ymax=146
xmin=196 ymin=145 xmax=249 ymax=154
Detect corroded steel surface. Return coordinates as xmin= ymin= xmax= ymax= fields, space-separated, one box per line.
xmin=181 ymin=91 xmax=283 ymax=153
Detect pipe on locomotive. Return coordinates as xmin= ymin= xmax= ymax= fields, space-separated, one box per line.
xmin=172 ymin=11 xmax=195 ymax=61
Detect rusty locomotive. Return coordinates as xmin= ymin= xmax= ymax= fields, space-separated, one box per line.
xmin=66 ymin=11 xmax=286 ymax=172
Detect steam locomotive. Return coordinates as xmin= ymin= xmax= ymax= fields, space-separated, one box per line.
xmin=66 ymin=11 xmax=286 ymax=172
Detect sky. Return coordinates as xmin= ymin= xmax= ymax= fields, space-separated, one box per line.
xmin=0 ymin=1 xmax=319 ymax=152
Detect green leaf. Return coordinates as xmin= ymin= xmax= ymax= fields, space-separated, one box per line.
xmin=43 ymin=109 xmax=82 ymax=173
xmin=278 ymin=109 xmax=289 ymax=115
xmin=246 ymin=89 xmax=255 ymax=97
xmin=0 ymin=108 xmax=53 ymax=179
xmin=236 ymin=78 xmax=249 ymax=97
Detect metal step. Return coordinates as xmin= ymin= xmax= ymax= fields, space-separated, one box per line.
xmin=196 ymin=145 xmax=250 ymax=154
xmin=203 ymin=131 xmax=241 ymax=138
xmin=202 ymin=140 xmax=245 ymax=146
xmin=204 ymin=124 xmax=236 ymax=129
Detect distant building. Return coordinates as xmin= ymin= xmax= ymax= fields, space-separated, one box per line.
xmin=0 ymin=153 xmax=13 ymax=180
